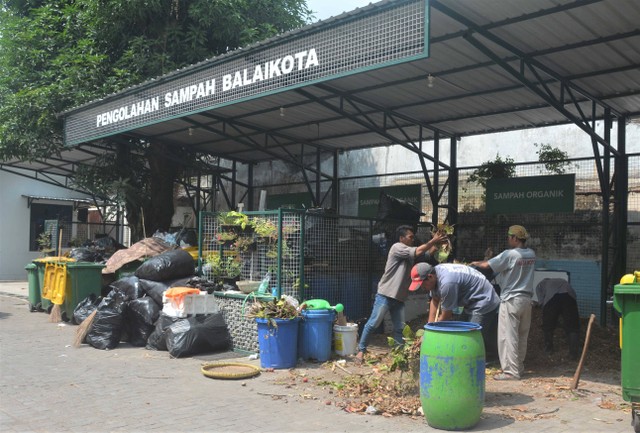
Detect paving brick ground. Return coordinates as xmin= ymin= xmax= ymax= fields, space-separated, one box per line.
xmin=0 ymin=281 xmax=632 ymax=432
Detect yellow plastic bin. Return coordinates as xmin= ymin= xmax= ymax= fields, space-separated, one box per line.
xmin=64 ymin=262 xmax=106 ymax=323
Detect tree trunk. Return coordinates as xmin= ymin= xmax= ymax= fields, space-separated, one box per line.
xmin=145 ymin=142 xmax=182 ymax=235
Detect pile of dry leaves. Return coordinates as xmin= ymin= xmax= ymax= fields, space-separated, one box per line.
xmin=279 ymin=308 xmax=624 ymax=418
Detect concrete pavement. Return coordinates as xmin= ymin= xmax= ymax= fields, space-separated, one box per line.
xmin=0 ymin=281 xmax=631 ymax=432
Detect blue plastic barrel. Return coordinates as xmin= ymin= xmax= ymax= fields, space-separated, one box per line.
xmin=298 ymin=309 xmax=335 ymax=362
xmin=256 ymin=317 xmax=300 ymax=369
xmin=420 ymin=321 xmax=485 ymax=430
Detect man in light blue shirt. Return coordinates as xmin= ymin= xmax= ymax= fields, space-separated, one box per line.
xmin=472 ymin=225 xmax=536 ymax=380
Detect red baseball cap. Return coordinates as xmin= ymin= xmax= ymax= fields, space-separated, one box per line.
xmin=409 ymin=263 xmax=434 ymax=291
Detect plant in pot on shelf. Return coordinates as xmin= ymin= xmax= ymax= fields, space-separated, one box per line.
xmin=215 ymin=231 xmax=238 ymax=245
xmin=233 ymin=236 xmax=256 ymax=253
xmin=253 ymin=218 xmax=278 ymax=243
xmin=217 ymin=211 xmax=253 ymax=233
xmin=206 ymin=254 xmax=242 ymax=282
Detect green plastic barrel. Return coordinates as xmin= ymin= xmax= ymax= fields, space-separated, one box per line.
xmin=420 ymin=321 xmax=485 ymax=430
xmin=25 ymin=263 xmax=41 ymax=312
xmin=64 ymin=262 xmax=106 ymax=323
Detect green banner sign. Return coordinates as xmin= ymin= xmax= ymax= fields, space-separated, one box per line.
xmin=486 ymin=174 xmax=575 ymax=214
xmin=358 ymin=184 xmax=422 ymax=218
xmin=266 ymin=192 xmax=313 ymax=210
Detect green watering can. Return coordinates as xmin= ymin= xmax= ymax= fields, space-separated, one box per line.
xmin=301 ymin=298 xmax=344 ymax=313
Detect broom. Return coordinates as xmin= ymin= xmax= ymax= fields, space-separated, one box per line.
xmin=73 ymin=309 xmax=97 ymax=347
xmin=49 ymin=229 xmax=64 ymax=323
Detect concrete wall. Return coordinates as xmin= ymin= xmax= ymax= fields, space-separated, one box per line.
xmin=0 ymin=169 xmax=90 ymax=280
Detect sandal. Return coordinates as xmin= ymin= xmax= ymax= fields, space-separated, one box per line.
xmin=493 ymin=372 xmax=519 ymax=381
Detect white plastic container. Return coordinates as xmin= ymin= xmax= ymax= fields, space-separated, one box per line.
xmin=333 ymin=323 xmax=358 ymax=356
xmin=162 ymin=291 xmax=219 ymax=317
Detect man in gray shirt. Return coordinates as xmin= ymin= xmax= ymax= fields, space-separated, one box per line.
xmin=356 ymin=225 xmax=446 ymax=363
xmin=410 ymin=262 xmax=500 ymax=363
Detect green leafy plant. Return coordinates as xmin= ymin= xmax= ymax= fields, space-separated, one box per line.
xmin=387 ymin=325 xmax=424 ymax=379
xmin=37 ymin=232 xmax=54 ymax=254
xmin=535 ymin=143 xmax=572 ymax=174
xmin=468 ymin=154 xmax=516 ymax=202
xmin=253 ymin=218 xmax=278 ymax=241
xmin=215 ymin=231 xmax=238 ymax=244
xmin=206 ymin=254 xmax=242 ymax=278
xmin=233 ymin=236 xmax=256 ymax=252
xmin=217 ymin=211 xmax=252 ymax=229
xmin=468 ymin=154 xmax=516 ymax=189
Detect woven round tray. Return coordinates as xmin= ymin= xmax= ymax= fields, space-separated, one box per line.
xmin=201 ymin=362 xmax=261 ymax=380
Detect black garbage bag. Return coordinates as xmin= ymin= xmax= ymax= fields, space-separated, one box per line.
xmin=138 ymin=277 xmax=192 ymax=306
xmin=165 ymin=313 xmax=230 ymax=358
xmin=376 ymin=191 xmax=424 ymax=222
xmin=93 ymin=236 xmax=126 ymax=252
xmin=146 ymin=313 xmax=182 ymax=351
xmin=86 ymin=289 xmax=127 ymax=350
xmin=109 ymin=276 xmax=144 ymax=301
xmin=72 ymin=293 xmax=101 ymax=325
xmin=68 ymin=247 xmax=104 ymax=263
xmin=134 ymin=249 xmax=195 ymax=282
xmin=175 ymin=228 xmax=198 ymax=247
xmin=125 ymin=297 xmax=161 ymax=347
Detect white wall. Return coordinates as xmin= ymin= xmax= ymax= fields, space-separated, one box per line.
xmin=0 ymin=169 xmax=90 ymax=280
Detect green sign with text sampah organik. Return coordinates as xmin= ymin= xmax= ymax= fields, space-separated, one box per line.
xmin=486 ymin=174 xmax=575 ymax=214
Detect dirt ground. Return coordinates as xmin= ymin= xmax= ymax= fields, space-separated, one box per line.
xmin=264 ymin=308 xmax=628 ymax=423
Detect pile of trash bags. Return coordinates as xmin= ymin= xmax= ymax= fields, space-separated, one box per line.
xmin=75 ymin=249 xmax=230 ymax=358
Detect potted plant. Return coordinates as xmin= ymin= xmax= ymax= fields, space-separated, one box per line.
xmin=205 ymin=254 xmax=242 ymax=282
xmin=253 ymin=218 xmax=278 ymax=242
xmin=217 ymin=211 xmax=253 ymax=232
xmin=246 ymin=297 xmax=301 ymax=369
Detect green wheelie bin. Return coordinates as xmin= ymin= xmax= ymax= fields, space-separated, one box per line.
xmin=64 ymin=262 xmax=106 ymax=323
xmin=25 ymin=263 xmax=41 ymax=312
xmin=613 ymin=272 xmax=640 ymax=432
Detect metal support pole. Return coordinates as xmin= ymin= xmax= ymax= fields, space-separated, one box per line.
xmin=449 ymin=137 xmax=459 ymax=227
xmin=316 ymin=149 xmax=321 ymax=207
xmin=600 ymin=109 xmax=612 ymax=326
xmin=615 ymin=117 xmax=628 ymax=277
xmin=231 ymin=161 xmax=237 ymax=210
xmin=432 ymin=131 xmax=440 ymax=225
xmin=333 ymin=149 xmax=339 ymax=212
xmin=247 ymin=164 xmax=254 ymax=211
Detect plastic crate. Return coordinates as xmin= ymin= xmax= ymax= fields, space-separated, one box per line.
xmin=162 ymin=291 xmax=219 ymax=318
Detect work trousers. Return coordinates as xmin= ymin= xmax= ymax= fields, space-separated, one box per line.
xmin=460 ymin=306 xmax=499 ymax=363
xmin=358 ymin=293 xmax=405 ymax=352
xmin=498 ymin=295 xmax=532 ymax=379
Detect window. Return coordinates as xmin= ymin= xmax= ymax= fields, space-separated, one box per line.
xmin=29 ymin=203 xmax=72 ymax=251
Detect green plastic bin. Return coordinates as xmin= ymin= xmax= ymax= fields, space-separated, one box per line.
xmin=25 ymin=263 xmax=41 ymax=312
xmin=614 ymin=282 xmax=640 ymax=402
xmin=64 ymin=262 xmax=106 ymax=323
xmin=613 ymin=281 xmax=640 ymax=432
xmin=33 ymin=259 xmax=52 ymax=312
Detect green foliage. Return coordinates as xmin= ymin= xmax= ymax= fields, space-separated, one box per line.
xmin=468 ymin=154 xmax=516 ymax=189
xmin=387 ymin=325 xmax=424 ymax=377
xmin=217 ymin=211 xmax=251 ymax=229
xmin=535 ymin=143 xmax=572 ymax=174
xmin=206 ymin=254 xmax=242 ymax=278
xmin=1 ymin=0 xmax=313 ymax=237
xmin=246 ymin=297 xmax=300 ymax=321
